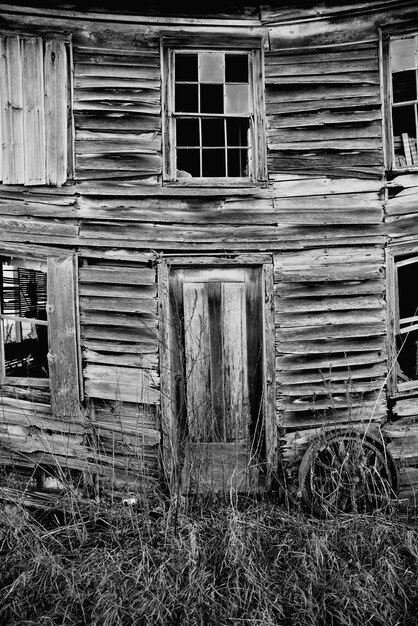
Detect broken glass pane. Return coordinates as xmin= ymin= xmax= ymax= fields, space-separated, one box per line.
xmin=177 ymin=148 xmax=200 ymax=177
xmin=175 ymin=53 xmax=198 ymax=82
xmin=176 ymin=118 xmax=200 ymax=147
xmin=201 ymin=118 xmax=225 ymax=147
xmin=392 ymin=70 xmax=417 ymax=103
xmin=225 ymin=54 xmax=248 ymax=83
xmin=227 ymin=148 xmax=248 ymax=176
xmin=175 ymin=84 xmax=198 ymax=113
xmin=226 ymin=118 xmax=249 ymax=146
xmin=392 ymin=104 xmax=417 ymax=167
xmin=199 ymin=52 xmax=224 ymax=83
xmin=200 ymin=84 xmax=223 ymax=113
xmin=202 ymin=148 xmax=226 ymax=176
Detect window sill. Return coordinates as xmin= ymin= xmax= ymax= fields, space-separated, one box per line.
xmin=164 ymin=178 xmax=267 ymax=189
xmin=0 ymin=377 xmax=50 ymax=388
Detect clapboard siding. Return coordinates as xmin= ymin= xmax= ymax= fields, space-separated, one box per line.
xmin=265 ymin=43 xmax=383 ymax=178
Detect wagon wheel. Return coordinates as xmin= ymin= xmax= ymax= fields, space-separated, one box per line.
xmin=299 ymin=431 xmax=399 ymax=517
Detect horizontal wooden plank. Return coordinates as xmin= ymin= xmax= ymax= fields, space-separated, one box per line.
xmin=74 ymin=112 xmax=161 ymax=132
xmin=267 ymin=110 xmax=382 ymax=128
xmin=75 ymin=64 xmax=160 ymax=79
xmin=277 ymin=336 xmax=384 ymax=355
xmin=75 ymin=153 xmax=162 ymax=173
xmin=79 ymin=266 xmax=155 ymax=285
xmin=80 ymin=311 xmax=156 ymax=325
xmin=275 ymin=280 xmax=385 ymax=298
xmin=275 ymin=263 xmax=384 ymax=282
xmin=277 ymin=350 xmax=385 ymax=372
xmin=80 ymin=296 xmax=156 ymax=314
xmin=79 ymin=283 xmax=156 ymax=298
xmin=83 ymin=348 xmax=157 ymax=369
xmin=81 ymin=325 xmax=158 ymax=344
xmin=84 ymin=364 xmax=159 ymax=404
xmin=267 ymin=96 xmax=381 ymax=117
xmin=276 ymin=294 xmax=384 ymax=313
xmin=83 ymin=339 xmax=157 ymax=355
xmin=275 ymin=308 xmax=385 ymax=327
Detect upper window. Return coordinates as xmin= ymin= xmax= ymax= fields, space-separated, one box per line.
xmin=162 ymin=45 xmax=266 ymax=184
xmin=388 ymin=35 xmax=418 ymax=170
xmin=0 ymin=35 xmax=72 ymax=186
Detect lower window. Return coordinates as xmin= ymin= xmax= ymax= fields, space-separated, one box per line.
xmin=1 ymin=257 xmax=49 ymax=379
xmin=391 ymin=251 xmax=418 ymax=392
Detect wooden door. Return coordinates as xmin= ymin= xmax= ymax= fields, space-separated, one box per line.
xmin=169 ymin=267 xmax=265 ymax=492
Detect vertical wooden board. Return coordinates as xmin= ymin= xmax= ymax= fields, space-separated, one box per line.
xmin=158 ymin=261 xmax=175 ymax=482
xmin=183 ymin=282 xmax=213 ymax=442
xmin=0 ymin=36 xmax=24 ymax=184
xmin=22 ymin=37 xmax=45 ymax=185
xmin=222 ymin=282 xmax=250 ymax=441
xmin=45 ymin=39 xmax=68 ymax=186
xmin=245 ymin=268 xmax=264 ymax=454
xmin=207 ymin=282 xmax=225 ymax=440
xmin=47 ymin=256 xmax=80 ymax=419
xmin=182 ymin=442 xmax=259 ymax=493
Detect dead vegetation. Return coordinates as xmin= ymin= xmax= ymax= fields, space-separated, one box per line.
xmin=1 ymin=494 xmax=418 ymax=626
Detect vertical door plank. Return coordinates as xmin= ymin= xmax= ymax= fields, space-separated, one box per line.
xmin=222 ymin=282 xmax=250 ymax=441
xmin=45 ymin=39 xmax=68 ymax=185
xmin=0 ymin=36 xmax=24 ymax=184
xmin=22 ymin=37 xmax=45 ymax=185
xmin=183 ymin=282 xmax=213 ymax=442
xmin=245 ymin=268 xmax=264 ymax=456
xmin=207 ymin=282 xmax=225 ymax=440
xmin=47 ymin=256 xmax=80 ymax=419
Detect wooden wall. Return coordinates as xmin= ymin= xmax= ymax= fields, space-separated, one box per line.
xmin=0 ymin=1 xmax=418 ymax=499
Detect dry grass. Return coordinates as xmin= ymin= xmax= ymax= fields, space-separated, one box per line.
xmin=1 ymin=496 xmax=418 ymax=625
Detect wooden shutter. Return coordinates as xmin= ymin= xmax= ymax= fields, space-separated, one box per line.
xmin=47 ymin=256 xmax=80 ymax=419
xmin=0 ymin=35 xmax=68 ymax=186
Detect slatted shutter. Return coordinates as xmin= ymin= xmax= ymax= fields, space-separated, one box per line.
xmin=47 ymin=256 xmax=80 ymax=419
xmin=0 ymin=35 xmax=68 ymax=186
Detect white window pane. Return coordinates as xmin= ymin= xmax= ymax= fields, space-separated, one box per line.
xmin=199 ymin=52 xmax=224 ymax=83
xmin=391 ymin=37 xmax=416 ymax=72
xmin=225 ymin=84 xmax=250 ymax=115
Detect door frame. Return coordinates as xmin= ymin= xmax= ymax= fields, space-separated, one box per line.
xmin=157 ymin=254 xmax=277 ymax=491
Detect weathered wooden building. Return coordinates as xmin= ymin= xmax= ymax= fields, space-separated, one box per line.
xmin=1 ymin=0 xmax=418 ymax=513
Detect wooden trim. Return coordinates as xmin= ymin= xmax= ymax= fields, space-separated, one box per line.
xmin=163 ymin=253 xmax=273 ymax=265
xmin=262 ymin=262 xmax=278 ymax=487
xmin=157 ymin=260 xmax=176 ymax=487
xmin=0 ymin=4 xmax=262 ymax=27
xmin=386 ymin=248 xmax=397 ymax=396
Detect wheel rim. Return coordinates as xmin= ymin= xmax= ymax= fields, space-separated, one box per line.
xmin=299 ymin=431 xmax=399 ymax=517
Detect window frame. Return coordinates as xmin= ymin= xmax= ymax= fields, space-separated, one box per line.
xmin=382 ymin=29 xmax=418 ymax=172
xmin=387 ymin=244 xmax=418 ymax=398
xmin=161 ymin=36 xmax=267 ymax=187
xmin=0 ymin=246 xmax=82 ymax=417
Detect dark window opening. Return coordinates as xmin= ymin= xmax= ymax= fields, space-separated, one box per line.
xmin=395 ymin=256 xmax=418 ymax=385
xmin=1 ymin=259 xmax=49 ymax=378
